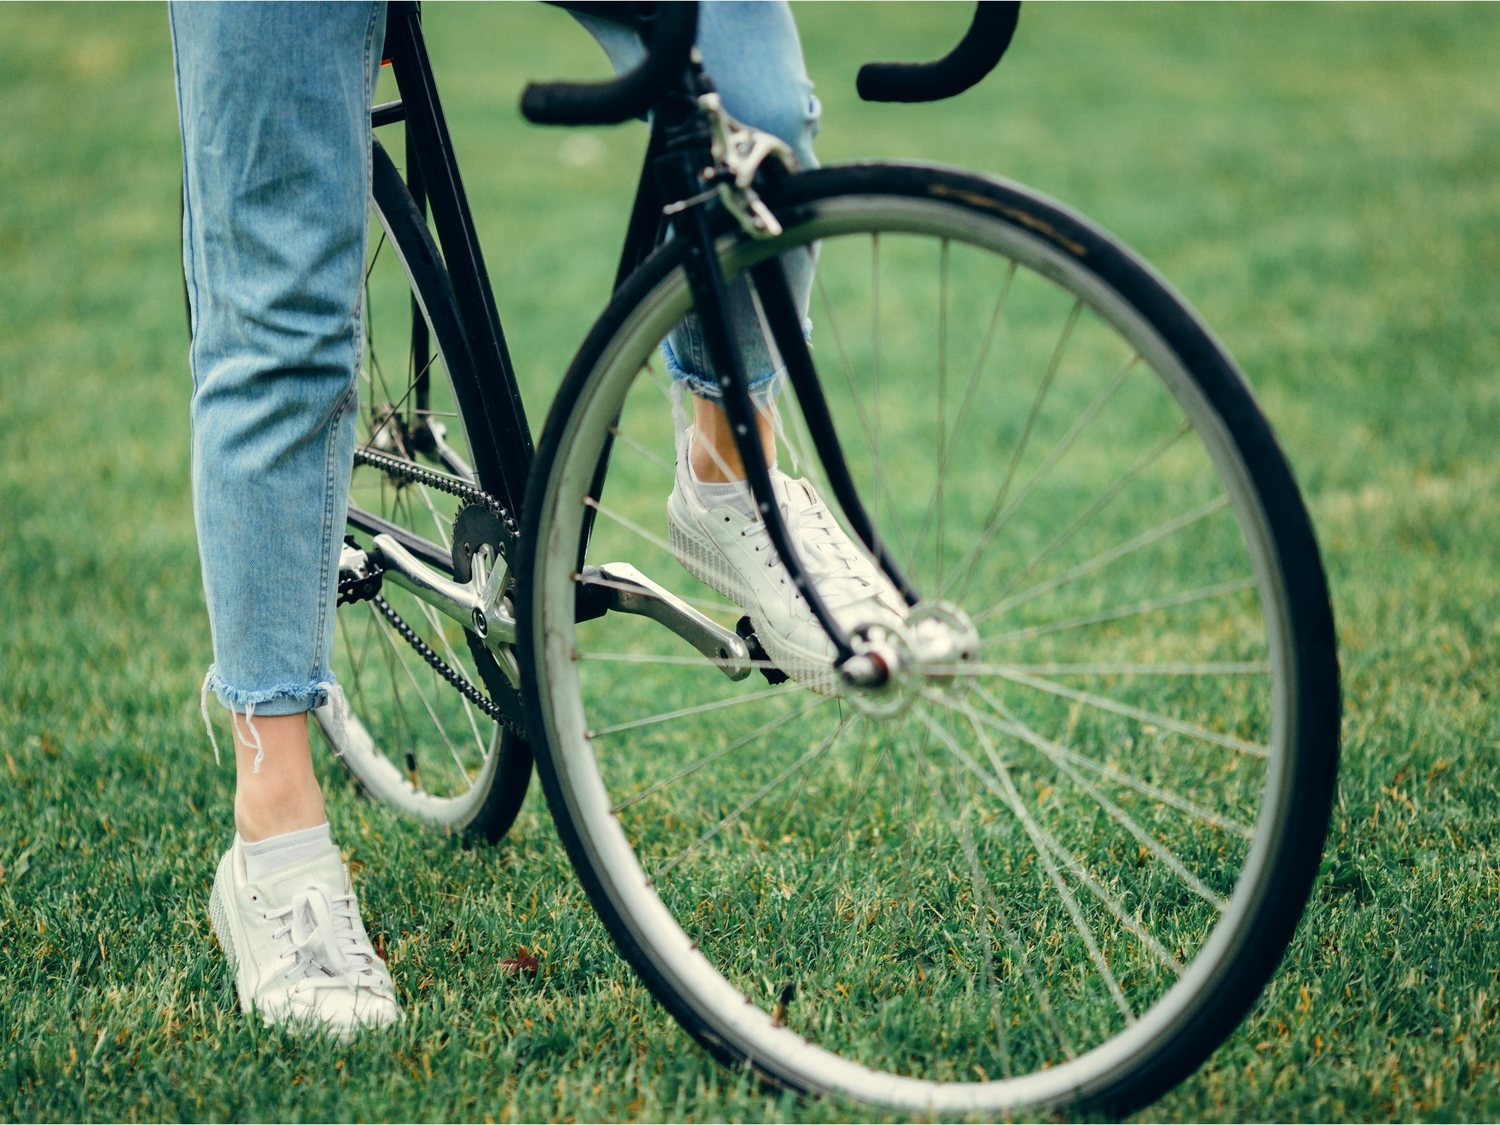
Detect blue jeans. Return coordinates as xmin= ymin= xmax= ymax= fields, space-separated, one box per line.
xmin=579 ymin=6 xmax=820 ymax=399
xmin=171 ymin=2 xmax=820 ymax=722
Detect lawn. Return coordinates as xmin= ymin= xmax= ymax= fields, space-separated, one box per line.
xmin=2 ymin=3 xmax=1497 ymax=1122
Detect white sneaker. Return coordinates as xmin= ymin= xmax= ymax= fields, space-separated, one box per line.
xmin=209 ymin=840 xmax=403 ymax=1035
xmin=667 ymin=430 xmax=905 ymax=695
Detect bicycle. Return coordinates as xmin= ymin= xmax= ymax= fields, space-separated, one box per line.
xmin=315 ymin=1 xmax=1341 ymax=1114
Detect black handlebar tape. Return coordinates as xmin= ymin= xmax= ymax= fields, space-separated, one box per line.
xmin=856 ymin=1 xmax=1019 ymax=104
xmin=521 ymin=2 xmax=699 ymax=126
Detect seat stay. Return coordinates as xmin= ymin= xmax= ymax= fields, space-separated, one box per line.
xmin=379 ymin=1 xmax=534 ymax=519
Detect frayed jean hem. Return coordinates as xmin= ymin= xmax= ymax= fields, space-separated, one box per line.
xmin=204 ymin=668 xmax=333 ymax=716
xmin=660 ymin=338 xmax=784 ymax=403
xmin=199 ymin=667 xmax=338 ymax=773
xmin=660 ymin=318 xmax=812 ymax=403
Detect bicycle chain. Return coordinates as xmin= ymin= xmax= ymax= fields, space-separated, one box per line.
xmin=351 ymin=446 xmax=519 ymax=539
xmin=337 ymin=446 xmax=524 ymax=738
xmin=369 ymin=592 xmax=514 ymax=728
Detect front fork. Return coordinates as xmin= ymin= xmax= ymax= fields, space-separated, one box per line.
xmin=655 ymin=103 xmax=919 ymax=689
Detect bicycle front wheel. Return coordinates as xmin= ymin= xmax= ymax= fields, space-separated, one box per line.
xmin=519 ymin=164 xmax=1339 ymax=1114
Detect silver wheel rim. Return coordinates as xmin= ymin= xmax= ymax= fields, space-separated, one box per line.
xmin=532 ymin=191 xmax=1299 ymax=1111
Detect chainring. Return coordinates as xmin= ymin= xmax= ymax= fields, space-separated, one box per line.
xmin=337 ymin=445 xmax=528 ymax=739
xmin=451 ymin=501 xmax=527 ymax=737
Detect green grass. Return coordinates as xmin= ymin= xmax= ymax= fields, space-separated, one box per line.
xmin=2 ymin=3 xmax=1498 ymax=1121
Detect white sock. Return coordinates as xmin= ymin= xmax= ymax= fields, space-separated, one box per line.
xmin=239 ymin=822 xmax=335 ymax=882
xmin=690 ymin=463 xmax=777 ymax=519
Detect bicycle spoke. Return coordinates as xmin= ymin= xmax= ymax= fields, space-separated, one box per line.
xmin=340 ymin=597 xmax=378 ymax=690
xmin=642 ymin=356 xmax=674 ymax=404
xmin=813 ymin=269 xmax=912 ymax=566
xmin=976 ymin=691 xmax=1229 ymax=910
xmin=916 ymin=706 xmax=1135 ymax=1021
xmin=610 ymin=424 xmax=675 ymax=474
xmin=966 ymin=354 xmax=1140 ymax=609
xmin=937 ymin=299 xmax=1080 ymax=602
xmin=584 ymin=496 xmax=682 ymax=560
xmin=964 ymin=704 xmax=1184 ymax=977
xmin=589 ymin=682 xmax=803 ymax=738
xmin=906 ymin=709 xmax=1072 ymax=1062
xmin=985 ymin=666 xmax=1269 ymax=758
xmin=653 ymin=711 xmax=855 ymax=879
xmin=363 ymin=228 xmax=387 ymax=291
xmin=936 ymin=238 xmax=949 ymax=586
xmin=928 ymin=660 xmax=1269 ymax=677
xmin=765 ymin=723 xmax=890 ymax=996
xmin=369 ymin=600 xmax=420 ymax=773
xmin=944 ymin=350 xmax=1144 ymax=605
xmin=912 ymin=717 xmax=1011 ymax=1074
xmin=986 ymin=496 xmax=1232 ymax=619
xmin=907 ymin=260 xmax=1017 ymax=576
xmin=372 ymin=599 xmax=472 ymax=784
xmin=410 ymin=593 xmax=487 ymax=759
xmin=976 ymin=418 xmax=1191 ymax=610
xmin=413 ymin=474 xmax=452 ymax=545
xmin=681 ymin=399 xmax=754 ymax=495
xmin=982 ymin=576 xmax=1258 ymax=645
xmin=970 ymin=685 xmax=1254 ymax=839
xmin=364 ymin=350 xmax=440 ymax=454
xmin=610 ymin=696 xmax=828 ymax=813
xmin=578 ymin=650 xmax=796 ymax=674
xmin=779 ymin=379 xmax=833 ymax=497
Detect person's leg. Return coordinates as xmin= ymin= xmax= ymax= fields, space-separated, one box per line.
xmin=579 ymin=2 xmax=816 ymax=475
xmin=647 ymin=5 xmax=904 ymax=689
xmin=586 ymin=5 xmax=903 ymax=690
xmin=175 ymin=0 xmax=378 ymax=815
xmin=172 ymin=0 xmax=400 ymax=1031
xmin=669 ymin=0 xmax=821 ymax=476
xmin=230 ymin=713 xmax=326 ymax=840
xmin=689 ymin=395 xmax=775 ymax=484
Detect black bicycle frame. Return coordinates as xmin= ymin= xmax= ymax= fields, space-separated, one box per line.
xmin=632 ymin=57 xmax=920 ymax=666
xmin=376 ymin=1 xmax=535 ymax=520
xmin=371 ymin=2 xmax=917 ymax=676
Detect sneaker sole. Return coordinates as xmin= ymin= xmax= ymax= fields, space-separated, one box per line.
xmin=208 ymin=855 xmax=255 ymax=1016
xmin=668 ymin=511 xmax=844 ymax=696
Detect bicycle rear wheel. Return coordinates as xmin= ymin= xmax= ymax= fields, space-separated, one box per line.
xmin=313 ymin=139 xmax=531 ymax=842
xmin=519 ymin=164 xmax=1339 ymax=1113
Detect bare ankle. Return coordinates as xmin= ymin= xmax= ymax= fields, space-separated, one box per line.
xmin=235 ymin=795 xmax=328 ymax=843
xmin=228 ymin=711 xmax=328 ymax=842
xmin=691 ymin=397 xmax=775 ymax=483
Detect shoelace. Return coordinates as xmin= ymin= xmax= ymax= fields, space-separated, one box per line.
xmin=744 ymin=482 xmax=887 ymax=610
xmin=266 ymin=887 xmax=384 ymax=987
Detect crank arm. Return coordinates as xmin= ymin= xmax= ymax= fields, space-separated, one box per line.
xmin=587 ymin=562 xmax=752 ymax=681
xmin=370 ymin=533 xmax=517 ymax=647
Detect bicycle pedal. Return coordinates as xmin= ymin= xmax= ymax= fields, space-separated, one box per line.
xmin=735 ymin=616 xmax=788 ymax=686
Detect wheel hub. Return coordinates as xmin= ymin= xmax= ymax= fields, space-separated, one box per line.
xmin=842 ymin=600 xmax=980 ymax=717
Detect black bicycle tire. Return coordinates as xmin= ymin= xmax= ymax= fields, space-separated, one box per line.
xmin=518 ymin=161 xmax=1340 ymax=1114
xmin=326 ymin=142 xmax=532 ymax=843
